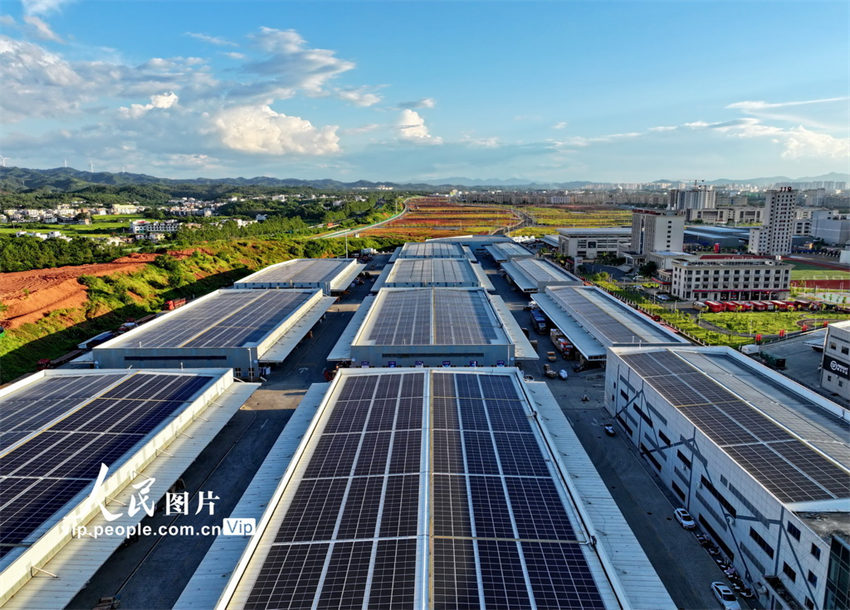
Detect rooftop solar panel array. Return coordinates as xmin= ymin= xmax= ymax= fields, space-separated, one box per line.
xmin=548 ymin=287 xmax=677 ymax=346
xmin=106 ymin=290 xmax=312 ymax=349
xmin=237 ymin=259 xmax=350 ymax=285
xmin=398 ymin=242 xmax=465 ymax=258
xmin=243 ymin=371 xmax=605 ymax=608
xmin=365 ymin=289 xmax=501 ymax=346
xmin=0 ymin=372 xmax=213 ymax=560
xmin=387 ymin=258 xmax=474 ymax=286
xmin=621 ymin=350 xmax=850 ymax=503
xmin=513 ymin=258 xmax=578 ymax=283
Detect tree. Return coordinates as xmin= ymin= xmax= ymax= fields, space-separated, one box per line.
xmin=639 ymin=261 xmax=658 ymax=277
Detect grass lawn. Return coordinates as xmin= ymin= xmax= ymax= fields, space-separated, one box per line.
xmin=703 ymin=310 xmax=850 ymax=334
xmin=790 ymin=267 xmax=850 ymax=280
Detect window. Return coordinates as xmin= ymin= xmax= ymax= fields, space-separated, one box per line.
xmin=677 ymin=450 xmax=692 ymax=469
xmin=658 ymin=430 xmax=671 ymax=446
xmin=811 ymin=544 xmax=821 ymax=560
xmin=808 ymin=571 xmax=817 ymax=586
xmin=805 ymin=598 xmax=814 ymax=610
xmin=782 ymin=562 xmax=797 ymax=582
xmin=750 ymin=527 xmax=774 ymax=559
xmin=841 ymin=346 xmax=848 ymax=355
xmin=787 ymin=522 xmax=801 ymax=541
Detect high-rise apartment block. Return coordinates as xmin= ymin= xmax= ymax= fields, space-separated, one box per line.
xmin=669 ymin=184 xmax=716 ymax=211
xmin=748 ymin=187 xmax=796 ymax=256
xmin=631 ymin=209 xmax=684 ymax=255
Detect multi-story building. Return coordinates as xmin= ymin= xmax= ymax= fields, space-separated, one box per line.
xmin=821 ymin=320 xmax=850 ymax=400
xmin=605 ymin=345 xmax=850 ymax=610
xmin=669 ymin=184 xmax=716 ymax=211
xmin=631 ymin=209 xmax=684 ymax=255
xmin=557 ymin=227 xmax=632 ymax=260
xmin=811 ymin=212 xmax=850 ymax=246
xmin=670 ymin=255 xmax=791 ymax=301
xmin=748 ymin=187 xmax=796 ymax=255
xmin=129 ymin=219 xmax=180 ymax=238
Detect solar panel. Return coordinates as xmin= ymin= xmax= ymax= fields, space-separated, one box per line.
xmin=0 ymin=372 xmax=214 ymax=560
xmin=622 ymin=349 xmax=850 ymax=503
xmin=398 ymin=242 xmax=465 ymax=259
xmin=243 ymin=370 xmax=604 ymax=608
xmin=105 ymin=290 xmax=312 ymax=349
xmin=239 ymin=259 xmax=350 ymax=286
xmin=388 ymin=258 xmax=476 ymax=287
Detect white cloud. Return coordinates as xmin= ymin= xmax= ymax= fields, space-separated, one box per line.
xmin=398 ymin=97 xmax=435 ymax=109
xmin=708 ymin=118 xmax=849 ymax=159
xmin=726 ymin=96 xmax=849 ymax=130
xmin=342 ymin=123 xmax=382 ymax=135
xmin=397 ymin=109 xmax=442 ymax=144
xmin=119 ymin=91 xmax=179 ymax=119
xmin=23 ymin=15 xmax=63 ymax=42
xmin=726 ymin=97 xmax=849 ymax=112
xmin=213 ymin=104 xmax=340 ymax=155
xmin=237 ymin=27 xmax=355 ymax=99
xmin=461 ymin=134 xmax=501 ymax=148
xmin=552 ymin=121 xmax=568 ymax=130
xmin=0 ymin=15 xmax=15 ymax=26
xmin=21 ymin=0 xmax=75 ymax=16
xmin=336 ymin=86 xmax=381 ymax=107
xmin=224 ymin=51 xmax=245 ymax=60
xmin=184 ymin=32 xmax=237 ymax=47
xmin=150 ymin=153 xmax=220 ymax=169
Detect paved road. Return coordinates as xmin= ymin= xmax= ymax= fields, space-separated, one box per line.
xmin=320 ymin=202 xmax=409 ymax=238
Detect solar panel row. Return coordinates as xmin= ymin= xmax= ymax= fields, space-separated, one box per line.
xmin=388 ymin=258 xmax=472 ymax=286
xmin=0 ymin=372 xmax=213 ymax=559
xmin=621 ymin=350 xmax=850 ymax=503
xmin=241 ymin=259 xmax=350 ymax=285
xmin=244 ymin=371 xmax=604 ymax=609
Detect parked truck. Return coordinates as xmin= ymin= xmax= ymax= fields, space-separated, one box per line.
xmin=549 ymin=328 xmax=573 ymax=358
xmin=529 ymin=308 xmax=548 ymax=334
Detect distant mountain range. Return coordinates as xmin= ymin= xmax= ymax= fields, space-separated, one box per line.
xmin=0 ymin=166 xmax=847 ymax=193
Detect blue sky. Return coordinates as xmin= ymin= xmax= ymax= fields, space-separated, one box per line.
xmin=1 ymin=0 xmax=848 ymax=182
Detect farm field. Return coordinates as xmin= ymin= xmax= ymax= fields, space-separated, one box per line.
xmin=0 ymin=215 xmax=144 ymax=237
xmin=525 ymin=205 xmax=632 ymax=227
xmin=359 ymin=197 xmax=521 ymax=239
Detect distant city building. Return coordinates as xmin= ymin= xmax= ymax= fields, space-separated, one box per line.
xmin=630 ymin=209 xmax=684 ymax=255
xmin=748 ymin=187 xmax=796 ymax=255
xmin=557 ymin=227 xmax=632 ymax=259
xmin=822 ymin=321 xmax=850 ymax=400
xmin=669 ymin=184 xmax=716 ymax=211
xmin=130 ymin=219 xmax=180 ymax=240
xmin=670 ymin=255 xmax=791 ymax=301
xmin=811 ymin=212 xmax=850 ymax=246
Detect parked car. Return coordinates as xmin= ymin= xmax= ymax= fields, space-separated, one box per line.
xmin=711 ymin=582 xmax=741 ymax=610
xmin=603 ymin=424 xmax=616 ymax=436
xmin=673 ymin=508 xmax=696 ymax=529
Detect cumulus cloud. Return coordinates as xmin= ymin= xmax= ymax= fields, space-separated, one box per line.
xmin=23 ymin=15 xmax=62 ymax=42
xmin=21 ymin=0 xmax=75 ymax=16
xmin=336 ymin=86 xmax=381 ymax=107
xmin=398 ymin=97 xmax=435 ymax=109
xmin=184 ymin=32 xmax=236 ymax=47
xmin=397 ymin=109 xmax=442 ymax=144
xmin=213 ymin=104 xmax=340 ymax=155
xmin=552 ymin=121 xmax=568 ymax=130
xmin=119 ymin=91 xmax=179 ymax=119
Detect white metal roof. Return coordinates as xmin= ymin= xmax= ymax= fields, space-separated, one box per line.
xmin=501 ymin=258 xmax=582 ymax=293
xmin=233 ymin=258 xmax=363 ymax=293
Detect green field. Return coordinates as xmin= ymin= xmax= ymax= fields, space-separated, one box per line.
xmin=0 ymin=215 xmax=144 ymax=237
xmin=703 ymin=310 xmax=850 ymax=335
xmin=790 ymin=267 xmax=850 ymax=280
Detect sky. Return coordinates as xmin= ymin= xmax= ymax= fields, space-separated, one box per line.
xmin=1 ymin=0 xmax=848 ymax=183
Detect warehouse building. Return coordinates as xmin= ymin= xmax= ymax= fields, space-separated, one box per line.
xmin=177 ymin=367 xmax=675 ymax=610
xmin=605 ymin=346 xmax=850 ymax=610
xmin=388 ymin=241 xmax=475 ymax=262
xmin=0 ymin=368 xmax=258 ymax=609
xmin=533 ymin=285 xmax=688 ymax=364
xmin=233 ymin=258 xmax=363 ymax=294
xmin=500 ymin=257 xmax=582 ymax=293
xmin=371 ymin=257 xmax=494 ymax=292
xmin=541 ymin=234 xmax=560 ymax=248
xmin=485 ymin=240 xmax=534 ymax=262
xmin=329 ymin=287 xmax=536 ymax=366
xmin=93 ymin=289 xmax=336 ymax=377
xmin=821 ymin=320 xmax=850 ymax=400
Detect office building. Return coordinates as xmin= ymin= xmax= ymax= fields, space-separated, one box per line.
xmin=631 ymin=209 xmax=685 ymax=255
xmin=670 ymin=255 xmax=791 ymax=301
xmin=749 ymin=188 xmax=797 ymax=256
xmin=557 ymin=227 xmax=632 ymax=260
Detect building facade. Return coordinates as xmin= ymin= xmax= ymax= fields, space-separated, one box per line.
xmin=631 ymin=209 xmax=685 ymax=255
xmin=669 ymin=184 xmax=716 ymax=211
xmin=670 ymin=255 xmax=791 ymax=301
xmin=748 ymin=187 xmax=796 ymax=255
xmin=821 ymin=321 xmax=850 ymax=400
xmin=606 ymin=346 xmax=850 ymax=610
xmin=557 ymin=227 xmax=632 ymax=259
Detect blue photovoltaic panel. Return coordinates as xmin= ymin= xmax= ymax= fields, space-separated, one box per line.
xmin=0 ymin=372 xmax=214 ymax=560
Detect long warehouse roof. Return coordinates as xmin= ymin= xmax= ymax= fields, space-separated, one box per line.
xmin=501 ymin=257 xmax=582 ymax=292
xmin=371 ymin=258 xmax=494 ymax=292
xmin=612 ymin=346 xmax=850 ymax=511
xmin=485 ymin=241 xmax=534 ymax=261
xmin=233 ymin=258 xmax=363 ymax=292
xmin=0 ymin=368 xmax=257 ymax=606
xmin=98 ymin=289 xmax=323 ymax=350
xmin=354 ymin=287 xmax=509 ymax=347
xmin=534 ymin=286 xmax=688 ymax=360
xmin=187 ymin=367 xmax=673 ymax=610
xmin=393 ymin=241 xmax=471 ymax=259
